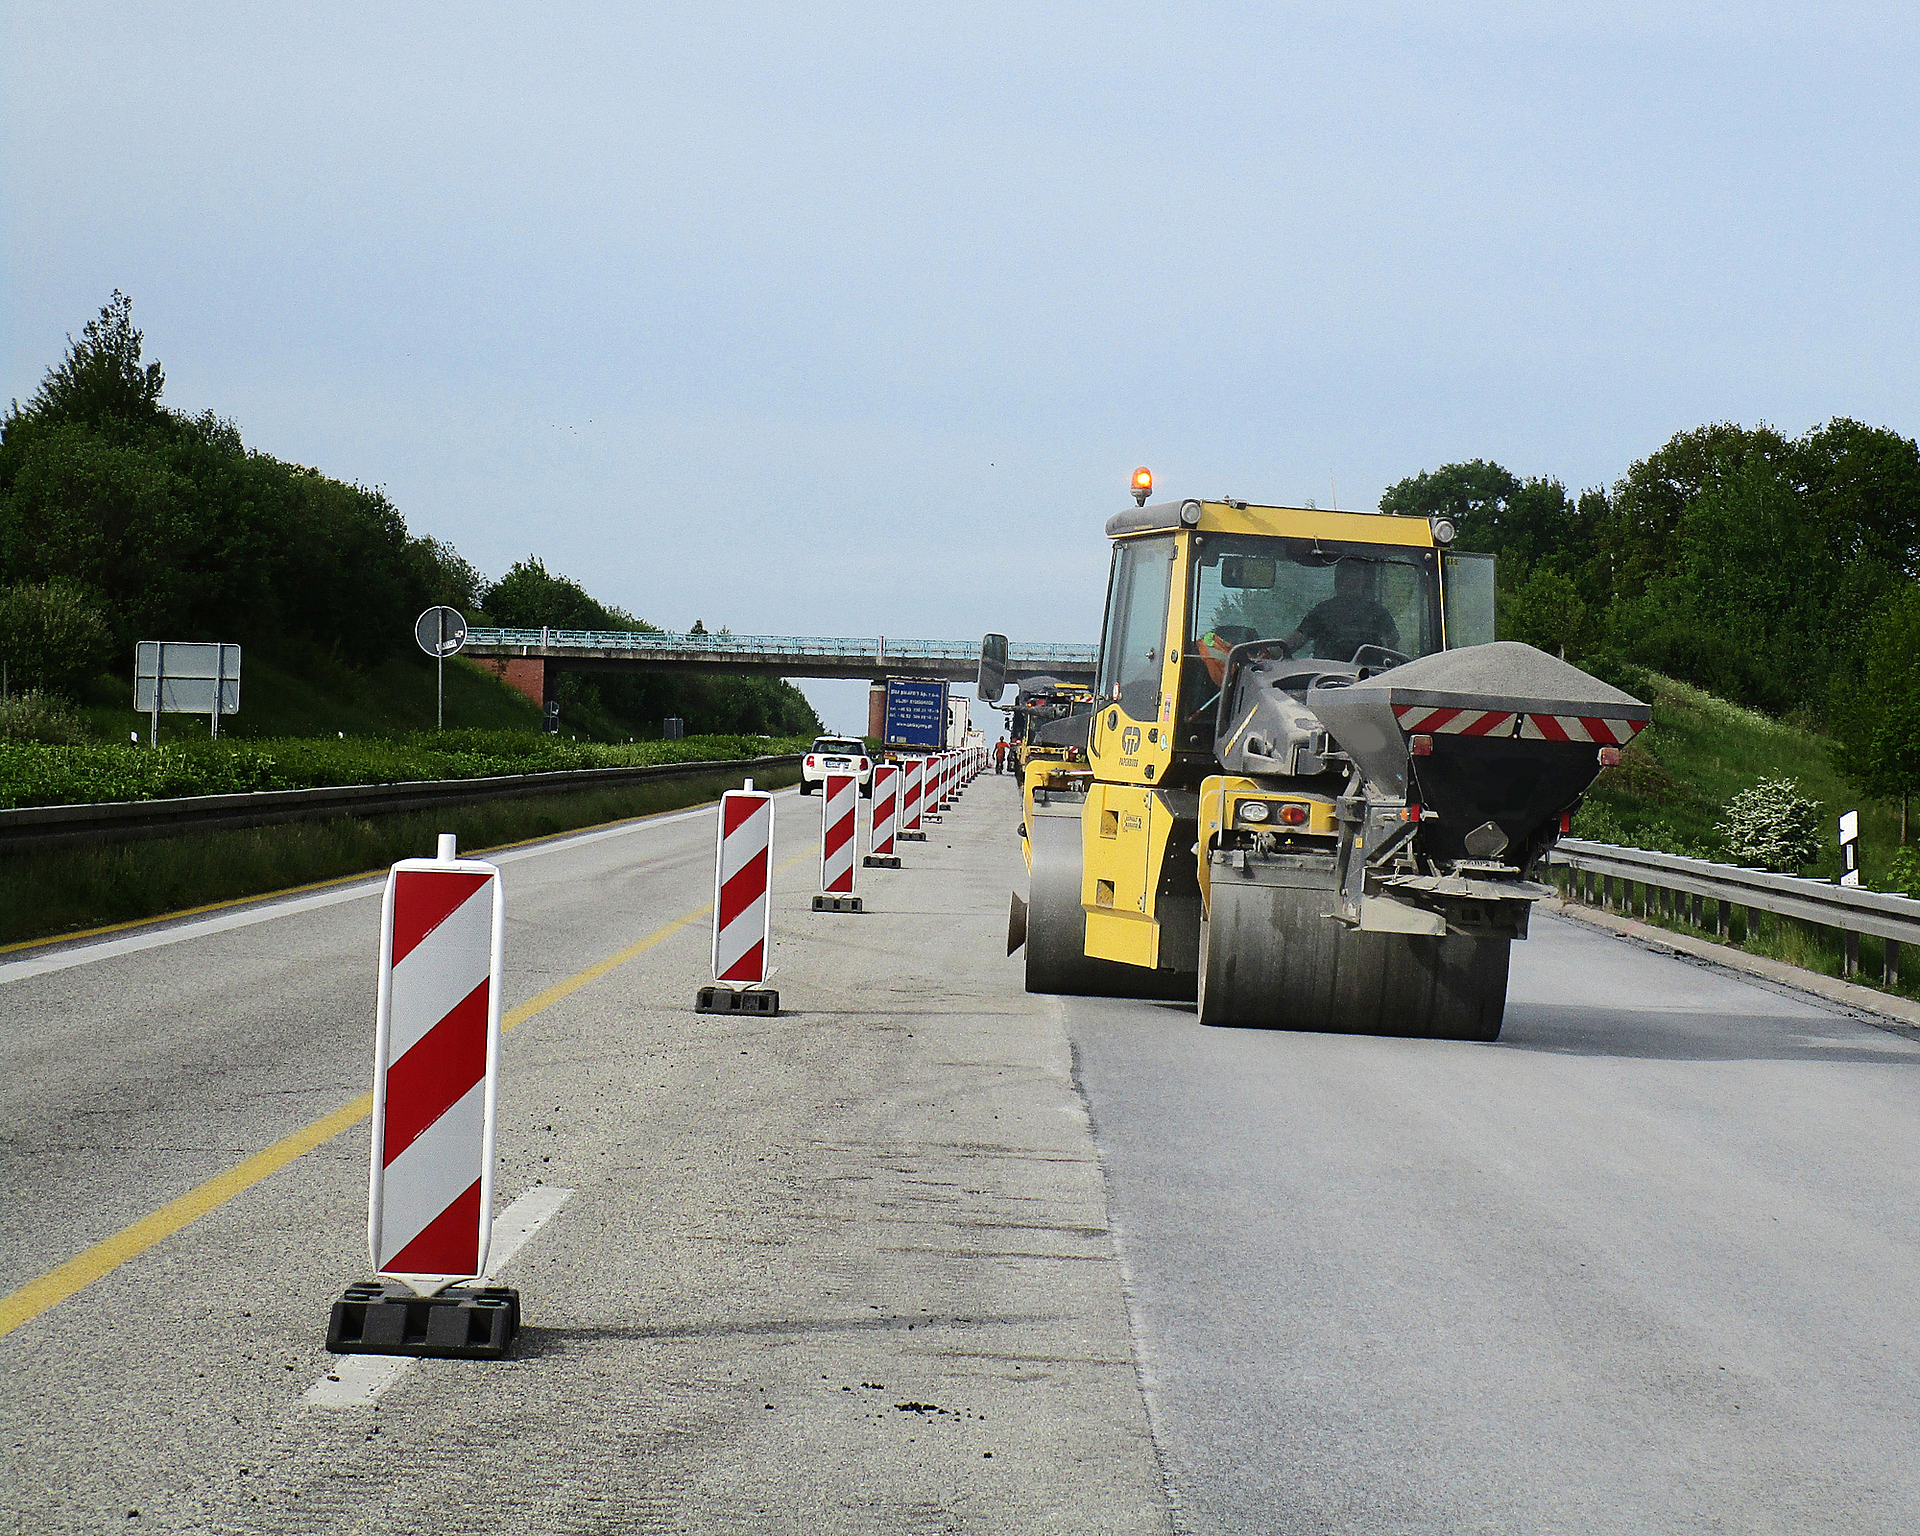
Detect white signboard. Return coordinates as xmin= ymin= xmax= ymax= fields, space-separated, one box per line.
xmin=134 ymin=642 xmax=241 ymax=715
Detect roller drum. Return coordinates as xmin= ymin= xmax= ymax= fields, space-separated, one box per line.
xmin=1198 ymin=870 xmax=1508 ymax=1040
xmin=1024 ymin=803 xmax=1191 ymax=999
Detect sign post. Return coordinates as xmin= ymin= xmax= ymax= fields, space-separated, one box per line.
xmin=812 ymin=771 xmax=863 ymax=912
xmin=697 ymin=780 xmax=779 ymax=1015
xmin=415 ymin=607 xmax=468 ymax=730
xmin=864 ymin=762 xmax=902 ymax=869
xmin=325 ymin=832 xmax=519 ymax=1360
xmin=135 ymin=642 xmax=241 ymax=745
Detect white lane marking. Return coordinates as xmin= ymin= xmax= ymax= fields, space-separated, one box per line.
xmin=0 ymin=788 xmax=797 ymax=986
xmin=303 ymin=1186 xmax=575 ymax=1409
xmin=483 ymin=1185 xmax=574 ymax=1272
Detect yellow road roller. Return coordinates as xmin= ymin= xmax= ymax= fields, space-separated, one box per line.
xmin=1009 ymin=480 xmax=1649 ymax=1040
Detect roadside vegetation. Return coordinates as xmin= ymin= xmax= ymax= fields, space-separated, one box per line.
xmin=0 ymin=762 xmax=801 ymax=947
xmin=0 ymin=730 xmax=811 ymax=810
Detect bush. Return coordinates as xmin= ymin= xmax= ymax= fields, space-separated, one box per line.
xmin=0 ymin=580 xmax=113 ymax=697
xmin=1717 ymin=777 xmax=1824 ymax=872
xmin=0 ymin=690 xmax=89 ymax=745
xmin=1888 ymin=847 xmax=1920 ymax=900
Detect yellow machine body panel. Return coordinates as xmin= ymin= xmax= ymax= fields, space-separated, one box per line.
xmin=1081 ymin=782 xmax=1184 ymax=967
xmin=1192 ymin=501 xmax=1435 ymax=547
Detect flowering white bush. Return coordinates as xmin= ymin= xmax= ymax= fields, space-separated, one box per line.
xmin=1716 ymin=777 xmax=1824 ymax=873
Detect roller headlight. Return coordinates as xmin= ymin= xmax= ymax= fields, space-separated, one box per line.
xmin=1238 ymin=801 xmax=1271 ymax=823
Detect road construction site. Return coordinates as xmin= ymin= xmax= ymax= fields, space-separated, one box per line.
xmin=8 ymin=773 xmax=1920 ymax=1533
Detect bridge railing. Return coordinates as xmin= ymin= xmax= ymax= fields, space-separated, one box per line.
xmin=1548 ymin=837 xmax=1920 ymax=991
xmin=463 ymin=629 xmax=1097 ymax=665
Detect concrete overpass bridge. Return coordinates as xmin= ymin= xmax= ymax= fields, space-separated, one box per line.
xmin=461 ymin=627 xmax=1097 ymax=711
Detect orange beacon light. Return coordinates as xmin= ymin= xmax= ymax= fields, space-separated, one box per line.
xmin=1131 ymin=467 xmax=1153 ymax=506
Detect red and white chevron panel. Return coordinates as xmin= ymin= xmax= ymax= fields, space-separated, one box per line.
xmin=820 ymin=771 xmax=858 ymax=894
xmin=1515 ymin=711 xmax=1646 ymax=745
xmin=901 ymin=758 xmax=924 ymax=832
xmin=1393 ymin=704 xmax=1645 ymax=746
xmin=368 ymin=857 xmax=505 ymax=1294
xmin=712 ymin=787 xmax=775 ymax=984
xmin=870 ymin=763 xmax=899 ymax=856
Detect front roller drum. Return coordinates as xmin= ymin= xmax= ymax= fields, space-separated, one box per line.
xmin=1198 ymin=876 xmax=1509 ymax=1041
xmin=1021 ymin=808 xmax=1190 ymax=999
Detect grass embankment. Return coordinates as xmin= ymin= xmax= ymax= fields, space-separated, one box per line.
xmin=0 ymin=763 xmax=801 ymax=948
xmin=0 ymin=731 xmax=809 ymax=810
xmin=79 ymin=650 xmax=548 ymax=742
xmin=1568 ymin=670 xmax=1916 ymax=1002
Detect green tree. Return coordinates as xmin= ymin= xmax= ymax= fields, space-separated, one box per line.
xmin=9 ymin=291 xmax=166 ymax=431
xmin=1830 ymin=584 xmax=1920 ymax=843
xmin=0 ymin=580 xmax=114 ymax=698
xmin=1503 ymin=567 xmax=1587 ymax=657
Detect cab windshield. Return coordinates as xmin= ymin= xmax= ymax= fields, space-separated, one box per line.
xmin=1175 ymin=534 xmax=1441 ymax=749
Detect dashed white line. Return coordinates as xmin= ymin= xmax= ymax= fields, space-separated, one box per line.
xmin=302 ymin=1185 xmax=575 ymax=1409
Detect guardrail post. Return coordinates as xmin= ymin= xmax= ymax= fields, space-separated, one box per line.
xmin=1888 ymin=941 xmax=1901 ymax=990
xmin=1843 ymin=930 xmax=1860 ymax=979
xmin=1602 ymin=874 xmax=1613 ymax=911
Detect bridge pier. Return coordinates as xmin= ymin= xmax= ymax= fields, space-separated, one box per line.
xmin=476 ymin=656 xmax=553 ymax=712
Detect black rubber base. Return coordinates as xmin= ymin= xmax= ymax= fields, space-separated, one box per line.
xmin=812 ymin=894 xmax=864 ymax=912
xmin=695 ymin=986 xmax=780 ymax=1015
xmin=899 ymin=830 xmax=927 ymax=841
xmin=863 ymin=854 xmax=902 ymax=868
xmin=326 ymin=1282 xmax=519 ymax=1359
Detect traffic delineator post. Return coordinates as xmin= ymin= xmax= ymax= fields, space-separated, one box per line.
xmin=899 ymin=757 xmax=927 ymax=841
xmin=698 ymin=779 xmax=779 ymax=1015
xmin=812 ymin=771 xmax=863 ymax=912
xmin=925 ymin=754 xmax=945 ymax=823
xmin=326 ymin=831 xmax=518 ymax=1360
xmin=864 ymin=762 xmax=902 ymax=868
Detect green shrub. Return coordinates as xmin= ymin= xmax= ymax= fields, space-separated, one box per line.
xmin=0 ymin=731 xmax=809 ymax=809
xmin=0 ymin=690 xmax=89 ymax=745
xmin=0 ymin=580 xmax=113 ymax=698
xmin=1717 ymin=777 xmax=1824 ymax=872
xmin=1888 ymin=847 xmax=1920 ymax=900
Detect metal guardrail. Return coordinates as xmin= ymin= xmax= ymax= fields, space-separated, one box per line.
xmin=1549 ymin=837 xmax=1918 ymax=988
xmin=463 ymin=629 xmax=1098 ymax=666
xmin=0 ymin=755 xmax=800 ymax=852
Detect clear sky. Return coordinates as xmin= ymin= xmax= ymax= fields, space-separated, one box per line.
xmin=5 ymin=3 xmax=1915 ymax=732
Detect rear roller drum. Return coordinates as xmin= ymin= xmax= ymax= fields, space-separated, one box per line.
xmin=1023 ymin=811 xmax=1191 ymax=999
xmin=1197 ymin=877 xmax=1508 ymax=1041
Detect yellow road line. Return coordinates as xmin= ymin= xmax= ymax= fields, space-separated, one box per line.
xmin=0 ymin=845 xmax=812 ymax=1341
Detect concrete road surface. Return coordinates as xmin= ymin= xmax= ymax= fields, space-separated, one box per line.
xmin=6 ymin=771 xmax=1920 ymax=1533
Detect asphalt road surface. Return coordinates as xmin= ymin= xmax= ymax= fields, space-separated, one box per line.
xmin=5 ymin=771 xmax=1919 ymax=1533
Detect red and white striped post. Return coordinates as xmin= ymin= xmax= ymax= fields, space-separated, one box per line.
xmin=899 ymin=757 xmax=927 ymax=841
xmin=924 ymin=754 xmax=945 ymax=822
xmin=697 ymin=780 xmax=779 ymax=1014
xmin=367 ymin=836 xmax=505 ymax=1295
xmin=813 ymin=770 xmax=863 ymax=911
xmin=326 ymin=833 xmax=522 ymax=1361
xmin=864 ymin=762 xmax=902 ymax=868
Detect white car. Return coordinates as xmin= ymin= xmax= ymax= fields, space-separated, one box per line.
xmin=800 ymin=737 xmax=874 ymax=797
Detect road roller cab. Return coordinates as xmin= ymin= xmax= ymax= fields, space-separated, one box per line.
xmin=1012 ymin=486 xmax=1651 ymax=1041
